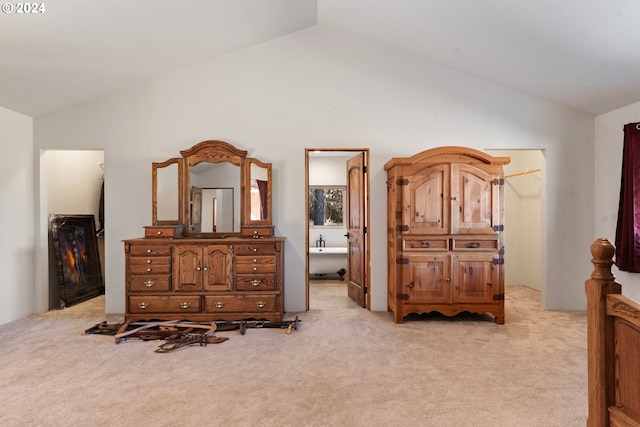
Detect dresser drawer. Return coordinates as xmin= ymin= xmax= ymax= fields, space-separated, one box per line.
xmin=204 ymin=295 xmax=276 ymax=313
xmin=129 ymin=256 xmax=171 ymax=274
xmin=128 ymin=295 xmax=200 ymax=314
xmin=129 ymin=245 xmax=172 ymax=256
xmin=403 ymin=237 xmax=449 ymax=251
xmin=452 ymin=237 xmax=499 ymax=251
xmin=144 ymin=226 xmax=183 ymax=238
xmin=234 ymin=243 xmax=276 ymax=256
xmin=234 ymin=256 xmax=276 ymax=274
xmin=235 ymin=275 xmax=276 ymax=291
xmin=128 ymin=275 xmax=171 ymax=292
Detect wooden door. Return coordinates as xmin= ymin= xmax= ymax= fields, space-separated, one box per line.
xmin=402 ymin=164 xmax=450 ymax=235
xmin=346 ymin=153 xmax=367 ymax=307
xmin=202 ymin=245 xmax=231 ymax=291
xmin=173 ymin=245 xmax=203 ymax=291
xmin=451 ymin=164 xmax=497 ymax=234
xmin=451 ymin=253 xmax=499 ymax=303
xmin=402 ymin=253 xmax=451 ymax=304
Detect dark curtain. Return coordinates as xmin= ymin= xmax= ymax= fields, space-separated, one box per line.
xmin=615 ymin=122 xmax=640 ymax=272
xmin=257 ymin=179 xmax=268 ymax=220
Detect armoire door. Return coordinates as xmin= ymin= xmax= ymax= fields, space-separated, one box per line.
xmin=402 ymin=164 xmax=450 ymax=235
xmin=451 ymin=164 xmax=500 ymax=235
xmin=402 ymin=253 xmax=451 ymax=304
xmin=451 ymin=253 xmax=500 ymax=303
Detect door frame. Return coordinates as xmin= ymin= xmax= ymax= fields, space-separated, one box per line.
xmin=305 ymin=148 xmax=371 ymax=310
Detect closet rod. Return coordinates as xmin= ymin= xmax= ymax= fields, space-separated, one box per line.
xmin=505 ymin=168 xmax=540 ymax=179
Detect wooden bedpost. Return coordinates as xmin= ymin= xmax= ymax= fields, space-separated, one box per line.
xmin=585 ymin=238 xmax=621 ymax=427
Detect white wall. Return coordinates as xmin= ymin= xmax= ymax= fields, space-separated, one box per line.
xmin=595 ymin=101 xmax=640 ymax=302
xmin=0 ymin=106 xmax=34 ymax=326
xmin=489 ymin=150 xmax=544 ymax=291
xmin=33 ymin=26 xmax=595 ymax=315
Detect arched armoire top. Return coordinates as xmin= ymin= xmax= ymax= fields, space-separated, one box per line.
xmin=384 ymin=146 xmax=510 ymax=170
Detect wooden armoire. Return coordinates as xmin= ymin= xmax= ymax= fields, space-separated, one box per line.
xmin=385 ymin=146 xmax=510 ymax=324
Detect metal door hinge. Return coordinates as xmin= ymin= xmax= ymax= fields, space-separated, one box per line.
xmin=492 ymin=258 xmax=505 ymax=265
xmin=364 ymin=287 xmax=368 ymax=294
xmin=493 ymin=294 xmax=505 ymax=300
xmin=396 ymin=178 xmax=409 ymax=185
xmin=397 ymin=293 xmax=409 ymax=300
xmin=363 ymin=166 xmax=367 ymax=173
xmin=396 ymin=257 xmax=409 ymax=265
xmin=396 ymin=224 xmax=409 ymax=232
xmin=493 ymin=178 xmax=505 ymax=185
xmin=493 ymin=225 xmax=504 ymax=232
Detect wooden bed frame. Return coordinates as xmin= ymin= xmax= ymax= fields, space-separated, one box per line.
xmin=586 ymin=238 xmax=640 ymax=427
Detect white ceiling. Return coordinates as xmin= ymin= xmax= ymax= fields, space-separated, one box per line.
xmin=2 ymin=0 xmax=640 ymax=117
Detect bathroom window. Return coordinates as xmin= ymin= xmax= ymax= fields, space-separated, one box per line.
xmin=308 ymin=186 xmax=345 ymax=227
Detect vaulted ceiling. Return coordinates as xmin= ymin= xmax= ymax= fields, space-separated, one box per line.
xmin=2 ymin=0 xmax=639 ymax=117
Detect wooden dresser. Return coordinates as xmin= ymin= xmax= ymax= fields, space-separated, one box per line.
xmin=124 ymin=237 xmax=284 ymax=322
xmin=124 ymin=140 xmax=284 ymax=322
xmin=385 ymin=146 xmax=510 ymax=324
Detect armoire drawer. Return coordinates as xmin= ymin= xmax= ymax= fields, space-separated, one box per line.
xmin=403 ymin=237 xmax=449 ymax=251
xmin=235 ymin=275 xmax=276 ymax=291
xmin=128 ymin=274 xmax=171 ymax=292
xmin=128 ymin=295 xmax=201 ymax=314
xmin=204 ymin=295 xmax=276 ymax=313
xmin=451 ymin=237 xmax=499 ymax=251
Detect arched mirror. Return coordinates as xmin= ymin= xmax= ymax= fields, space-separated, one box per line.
xmin=245 ymin=158 xmax=272 ymax=225
xmin=152 ymin=158 xmax=183 ymax=225
xmin=180 ymin=140 xmax=246 ymax=237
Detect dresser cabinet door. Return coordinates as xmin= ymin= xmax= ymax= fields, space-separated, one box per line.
xmin=173 ymin=245 xmax=202 ymax=291
xmin=203 ymin=245 xmax=231 ymax=291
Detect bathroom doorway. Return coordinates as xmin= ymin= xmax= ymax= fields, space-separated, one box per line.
xmin=305 ymin=149 xmax=370 ymax=311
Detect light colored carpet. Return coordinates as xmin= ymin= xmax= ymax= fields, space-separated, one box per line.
xmin=0 ymin=286 xmax=587 ymax=427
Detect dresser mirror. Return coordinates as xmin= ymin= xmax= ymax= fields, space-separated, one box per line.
xmin=180 ymin=141 xmax=246 ymax=237
xmin=245 ymin=158 xmax=272 ymax=224
xmin=187 ymin=162 xmax=240 ymax=234
xmin=152 ymin=158 xmax=183 ymax=225
xmin=150 ymin=140 xmax=274 ymax=238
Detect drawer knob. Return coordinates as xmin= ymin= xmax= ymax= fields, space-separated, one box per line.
xmin=256 ymin=301 xmax=266 ymax=308
xmin=253 ymin=267 xmax=258 ymax=271
xmin=468 ymin=241 xmax=481 ymax=248
xmin=138 ymin=302 xmax=149 ymax=309
xmin=253 ymin=248 xmax=258 ymax=252
xmin=144 ymin=280 xmax=155 ymax=287
xmin=147 ymin=268 xmax=152 ymax=272
xmin=420 ymin=241 xmax=431 ymax=248
xmin=180 ymin=302 xmax=191 ymax=309
xmin=253 ymin=258 xmax=258 ymax=263
xmin=156 ymin=231 xmax=162 ymax=235
xmin=250 ymin=279 xmax=261 ymax=287
xmin=146 ymin=249 xmax=152 ymax=253
xmin=214 ymin=301 xmax=225 ymax=309
xmin=147 ymin=259 xmax=152 ymax=264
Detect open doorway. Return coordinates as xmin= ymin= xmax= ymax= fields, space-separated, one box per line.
xmin=487 ymin=149 xmax=545 ymax=293
xmin=41 ymin=149 xmax=106 ymax=310
xmin=305 ymin=149 xmax=370 ymax=311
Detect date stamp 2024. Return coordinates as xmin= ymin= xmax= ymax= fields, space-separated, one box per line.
xmin=2 ymin=2 xmax=46 ymax=14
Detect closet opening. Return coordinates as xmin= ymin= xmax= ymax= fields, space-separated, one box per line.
xmin=486 ymin=149 xmax=545 ymax=296
xmin=305 ymin=149 xmax=370 ymax=311
xmin=41 ymin=149 xmax=106 ymax=311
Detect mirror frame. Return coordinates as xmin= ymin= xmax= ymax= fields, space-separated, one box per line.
xmin=244 ymin=158 xmax=272 ymax=226
xmin=152 ymin=158 xmax=184 ymax=225
xmin=180 ymin=140 xmax=247 ymax=237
